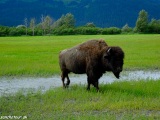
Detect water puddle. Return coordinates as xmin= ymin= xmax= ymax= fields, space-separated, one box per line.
xmin=0 ymin=71 xmax=160 ymax=96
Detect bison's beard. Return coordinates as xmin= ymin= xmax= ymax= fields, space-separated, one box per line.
xmin=113 ymin=72 xmax=120 ymax=79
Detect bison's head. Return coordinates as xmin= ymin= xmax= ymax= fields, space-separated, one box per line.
xmin=102 ymin=47 xmax=124 ymax=79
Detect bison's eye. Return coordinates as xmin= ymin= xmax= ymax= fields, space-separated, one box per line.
xmin=104 ymin=55 xmax=111 ymax=61
xmin=104 ymin=55 xmax=108 ymax=59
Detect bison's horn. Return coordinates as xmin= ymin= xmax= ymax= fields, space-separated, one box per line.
xmin=107 ymin=48 xmax=111 ymax=53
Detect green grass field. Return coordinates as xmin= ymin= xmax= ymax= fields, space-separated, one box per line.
xmin=0 ymin=35 xmax=160 ymax=119
xmin=0 ymin=34 xmax=160 ymax=77
xmin=0 ymin=80 xmax=160 ymax=119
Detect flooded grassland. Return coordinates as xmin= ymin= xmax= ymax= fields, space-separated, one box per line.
xmin=0 ymin=70 xmax=160 ymax=96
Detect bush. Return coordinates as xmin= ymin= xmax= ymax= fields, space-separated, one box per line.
xmin=102 ymin=27 xmax=121 ymax=35
xmin=35 ymin=29 xmax=43 ymax=36
xmin=75 ymin=27 xmax=101 ymax=35
xmin=53 ymin=28 xmax=75 ymax=35
xmin=9 ymin=27 xmax=26 ymax=36
xmin=0 ymin=26 xmax=9 ymax=36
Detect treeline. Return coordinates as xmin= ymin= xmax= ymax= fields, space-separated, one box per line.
xmin=0 ymin=25 xmax=122 ymax=36
xmin=0 ymin=10 xmax=160 ymax=36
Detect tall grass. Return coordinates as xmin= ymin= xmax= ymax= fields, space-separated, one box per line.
xmin=0 ymin=80 xmax=160 ymax=119
xmin=0 ymin=34 xmax=160 ymax=77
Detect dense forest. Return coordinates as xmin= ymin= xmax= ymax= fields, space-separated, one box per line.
xmin=0 ymin=0 xmax=160 ymax=27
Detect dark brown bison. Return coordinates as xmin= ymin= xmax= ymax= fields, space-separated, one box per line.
xmin=59 ymin=39 xmax=124 ymax=91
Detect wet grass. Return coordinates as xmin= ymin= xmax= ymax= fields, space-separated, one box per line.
xmin=0 ymin=80 xmax=160 ymax=119
xmin=0 ymin=34 xmax=160 ymax=77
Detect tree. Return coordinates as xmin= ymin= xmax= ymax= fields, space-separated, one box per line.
xmin=63 ymin=13 xmax=75 ymax=28
xmin=40 ymin=15 xmax=53 ymax=35
xmin=148 ymin=19 xmax=160 ymax=33
xmin=122 ymin=24 xmax=132 ymax=33
xmin=85 ymin=22 xmax=96 ymax=27
xmin=24 ymin=18 xmax=28 ymax=35
xmin=30 ymin=18 xmax=36 ymax=36
xmin=53 ymin=15 xmax=65 ymax=28
xmin=135 ymin=10 xmax=149 ymax=33
xmin=44 ymin=15 xmax=53 ymax=34
xmin=40 ymin=15 xmax=45 ymax=35
xmin=53 ymin=13 xmax=75 ymax=29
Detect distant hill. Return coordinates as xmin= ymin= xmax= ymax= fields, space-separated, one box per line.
xmin=0 ymin=0 xmax=160 ymax=27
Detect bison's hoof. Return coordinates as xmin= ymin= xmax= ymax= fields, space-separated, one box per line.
xmin=64 ymin=84 xmax=69 ymax=88
xmin=87 ymin=88 xmax=90 ymax=91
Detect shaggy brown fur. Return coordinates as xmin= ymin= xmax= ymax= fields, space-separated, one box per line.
xmin=59 ymin=39 xmax=124 ymax=91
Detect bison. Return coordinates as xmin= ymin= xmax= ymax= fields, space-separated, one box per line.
xmin=59 ymin=39 xmax=124 ymax=91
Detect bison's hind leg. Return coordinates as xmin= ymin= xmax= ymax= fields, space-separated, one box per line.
xmin=61 ymin=72 xmax=66 ymax=88
xmin=66 ymin=75 xmax=70 ymax=87
xmin=61 ymin=71 xmax=70 ymax=88
xmin=87 ymin=76 xmax=91 ymax=90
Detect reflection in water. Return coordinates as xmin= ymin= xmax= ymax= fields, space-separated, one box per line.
xmin=0 ymin=71 xmax=160 ymax=95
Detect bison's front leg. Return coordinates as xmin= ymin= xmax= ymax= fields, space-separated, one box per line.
xmin=87 ymin=75 xmax=99 ymax=91
xmin=93 ymin=81 xmax=99 ymax=92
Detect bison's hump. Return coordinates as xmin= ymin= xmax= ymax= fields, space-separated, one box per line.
xmin=79 ymin=39 xmax=108 ymax=51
